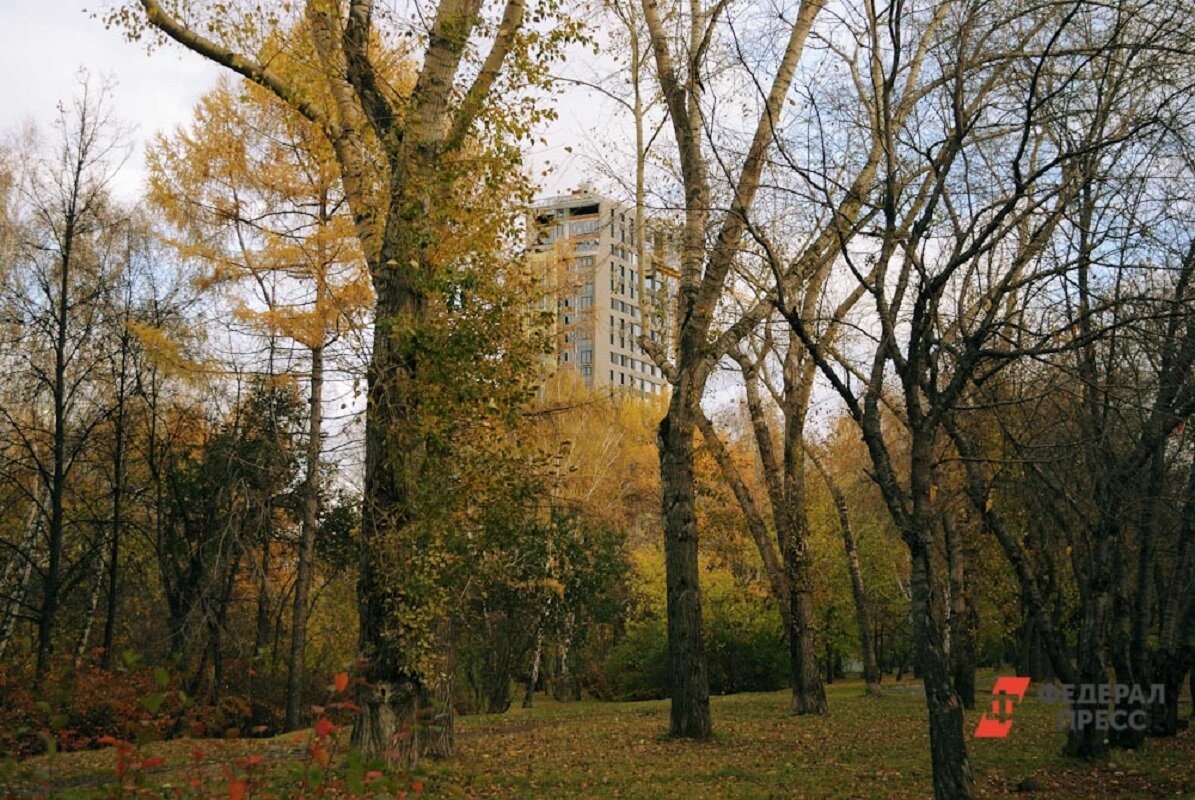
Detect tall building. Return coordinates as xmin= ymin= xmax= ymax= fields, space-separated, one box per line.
xmin=530 ymin=186 xmax=678 ymax=396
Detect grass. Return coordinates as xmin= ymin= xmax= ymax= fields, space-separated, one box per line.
xmin=7 ymin=674 xmax=1194 ymax=798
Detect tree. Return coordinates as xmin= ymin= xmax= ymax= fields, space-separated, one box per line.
xmin=635 ymin=0 xmax=824 ymax=738
xmin=776 ymin=0 xmax=1189 ymax=790
xmin=147 ymin=71 xmax=371 ymax=729
xmin=0 ymin=78 xmax=127 ymax=682
xmin=118 ymin=0 xmax=580 ymax=763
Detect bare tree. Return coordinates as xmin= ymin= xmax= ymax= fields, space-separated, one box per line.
xmin=636 ymin=0 xmax=824 ymax=737
xmin=0 ymin=78 xmax=126 ymax=682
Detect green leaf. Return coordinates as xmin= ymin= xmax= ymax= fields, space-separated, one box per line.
xmin=142 ymin=692 xmax=164 ymax=714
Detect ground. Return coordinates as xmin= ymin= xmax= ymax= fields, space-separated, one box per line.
xmin=5 ymin=675 xmax=1194 ymax=798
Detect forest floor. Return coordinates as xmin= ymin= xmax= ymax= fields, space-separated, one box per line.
xmin=5 ymin=673 xmax=1194 ymax=799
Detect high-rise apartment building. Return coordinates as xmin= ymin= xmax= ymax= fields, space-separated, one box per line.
xmin=529 ymin=186 xmax=678 ymax=395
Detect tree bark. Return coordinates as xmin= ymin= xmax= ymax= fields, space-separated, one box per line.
xmin=658 ymin=393 xmax=712 ymax=738
xmin=1155 ymin=460 xmax=1195 ymax=736
xmin=286 ymin=344 xmax=323 ymax=730
xmin=943 ymin=514 xmax=977 ymax=709
xmin=808 ymin=446 xmax=880 ymax=696
xmin=523 ymin=626 xmax=543 ymax=709
xmin=910 ymin=536 xmax=974 ymax=800
xmin=0 ymin=493 xmax=43 ymax=662
xmin=36 ymin=163 xmax=78 ymax=684
xmin=101 ymin=323 xmax=129 ymax=669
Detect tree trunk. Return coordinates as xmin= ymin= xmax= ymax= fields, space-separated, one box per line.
xmin=523 ymin=626 xmax=543 ymax=709
xmin=944 ymin=515 xmax=977 ymax=709
xmin=780 ymin=375 xmax=826 ymax=715
xmin=809 ymin=447 xmax=880 ymax=696
xmin=74 ymin=557 xmax=105 ymax=662
xmin=1154 ymin=460 xmax=1195 ymax=736
xmin=786 ymin=530 xmax=826 ymax=714
xmin=36 ymin=198 xmax=77 ymax=684
xmin=911 ymin=539 xmax=975 ymax=800
xmin=658 ymin=394 xmax=712 ymax=738
xmin=1068 ymin=520 xmax=1116 ymax=759
xmin=286 ymin=343 xmax=323 ymax=730
xmin=352 ymin=231 xmax=439 ymax=764
xmin=907 ymin=432 xmax=974 ymax=800
xmin=251 ymin=530 xmax=271 ymax=694
xmin=101 ymin=330 xmax=128 ymax=670
xmin=0 ymin=494 xmax=43 ymax=662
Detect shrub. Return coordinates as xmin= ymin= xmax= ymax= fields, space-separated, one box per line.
xmin=601 ymin=619 xmax=670 ymax=701
xmin=0 ymin=660 xmax=186 ymax=757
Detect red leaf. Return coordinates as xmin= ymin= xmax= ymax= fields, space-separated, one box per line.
xmin=314 ymin=716 xmax=336 ymax=738
xmin=334 ymin=672 xmax=350 ymax=693
xmin=141 ymin=757 xmax=166 ymax=769
xmin=412 ymin=780 xmax=424 ymax=794
xmin=227 ymin=778 xmax=247 ymax=800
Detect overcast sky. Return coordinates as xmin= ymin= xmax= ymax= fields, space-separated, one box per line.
xmin=0 ymin=1 xmax=610 ymax=202
xmin=1 ymin=1 xmax=224 ymax=199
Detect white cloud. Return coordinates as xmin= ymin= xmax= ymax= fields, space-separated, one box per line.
xmin=0 ymin=0 xmax=222 ymax=201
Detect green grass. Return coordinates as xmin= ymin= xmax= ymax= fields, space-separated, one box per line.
xmin=423 ymin=676 xmax=1195 ymax=799
xmin=8 ymin=674 xmax=1194 ymax=798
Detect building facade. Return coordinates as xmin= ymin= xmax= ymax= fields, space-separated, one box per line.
xmin=530 ymin=187 xmax=678 ymax=396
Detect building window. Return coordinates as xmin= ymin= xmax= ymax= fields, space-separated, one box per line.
xmin=571 ymin=219 xmax=600 ymax=235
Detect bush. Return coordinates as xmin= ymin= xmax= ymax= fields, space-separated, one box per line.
xmin=705 ymin=613 xmax=788 ymax=694
xmin=601 ymin=586 xmax=788 ymax=700
xmin=0 ymin=660 xmax=187 ymax=757
xmin=602 ymin=619 xmax=670 ymax=701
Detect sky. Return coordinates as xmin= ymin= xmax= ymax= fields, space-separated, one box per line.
xmin=0 ymin=0 xmax=227 ymax=200
xmin=0 ymin=0 xmax=606 ymax=202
